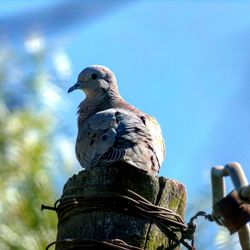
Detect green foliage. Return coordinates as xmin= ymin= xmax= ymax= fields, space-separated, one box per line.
xmin=0 ymin=46 xmax=60 ymax=250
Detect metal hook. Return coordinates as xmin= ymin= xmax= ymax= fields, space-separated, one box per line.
xmin=211 ymin=162 xmax=250 ymax=250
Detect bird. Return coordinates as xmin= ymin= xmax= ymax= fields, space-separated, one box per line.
xmin=68 ymin=65 xmax=165 ymax=175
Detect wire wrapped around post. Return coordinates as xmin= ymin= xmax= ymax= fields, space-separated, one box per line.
xmin=42 ymin=163 xmax=188 ymax=250
xmin=42 ymin=189 xmax=193 ymax=249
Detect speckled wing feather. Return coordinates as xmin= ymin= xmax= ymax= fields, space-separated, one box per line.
xmin=75 ymin=109 xmax=125 ymax=169
xmin=76 ymin=108 xmax=164 ymax=174
xmin=142 ymin=114 xmax=165 ymax=167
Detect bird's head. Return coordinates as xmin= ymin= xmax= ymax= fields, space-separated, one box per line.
xmin=68 ymin=65 xmax=119 ymax=98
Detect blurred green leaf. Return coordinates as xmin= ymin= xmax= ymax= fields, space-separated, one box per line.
xmin=0 ymin=45 xmax=63 ymax=250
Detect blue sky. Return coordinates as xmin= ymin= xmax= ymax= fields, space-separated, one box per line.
xmin=62 ymin=1 xmax=250 ymax=195
xmin=2 ymin=0 xmax=249 ymax=210
xmin=1 ymin=1 xmax=250 ymax=248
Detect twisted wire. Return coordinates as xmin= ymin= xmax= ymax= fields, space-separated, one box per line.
xmin=42 ymin=189 xmax=193 ymax=249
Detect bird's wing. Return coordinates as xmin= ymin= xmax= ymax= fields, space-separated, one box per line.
xmin=142 ymin=114 xmax=165 ymax=166
xmin=76 ymin=108 xmax=165 ymax=174
xmin=113 ymin=110 xmax=165 ymax=174
xmin=76 ymin=109 xmax=125 ymax=169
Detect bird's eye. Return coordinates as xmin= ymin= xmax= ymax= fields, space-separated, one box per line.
xmin=91 ymin=73 xmax=98 ymax=80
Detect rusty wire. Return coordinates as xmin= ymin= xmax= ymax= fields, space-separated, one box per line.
xmin=46 ymin=238 xmax=143 ymax=250
xmin=42 ymin=189 xmax=194 ymax=249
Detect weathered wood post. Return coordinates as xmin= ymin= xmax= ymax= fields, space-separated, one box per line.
xmin=46 ymin=162 xmax=186 ymax=249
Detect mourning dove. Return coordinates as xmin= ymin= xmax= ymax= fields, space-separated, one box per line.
xmin=68 ymin=65 xmax=165 ymax=175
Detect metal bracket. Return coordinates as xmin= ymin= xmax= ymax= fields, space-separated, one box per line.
xmin=211 ymin=162 xmax=250 ymax=250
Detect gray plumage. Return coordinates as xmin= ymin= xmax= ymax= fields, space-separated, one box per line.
xmin=68 ymin=65 xmax=165 ymax=175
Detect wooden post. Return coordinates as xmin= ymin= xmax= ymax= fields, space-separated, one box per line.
xmin=55 ymin=163 xmax=186 ymax=249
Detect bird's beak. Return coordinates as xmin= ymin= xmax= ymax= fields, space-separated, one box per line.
xmin=68 ymin=81 xmax=82 ymax=93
